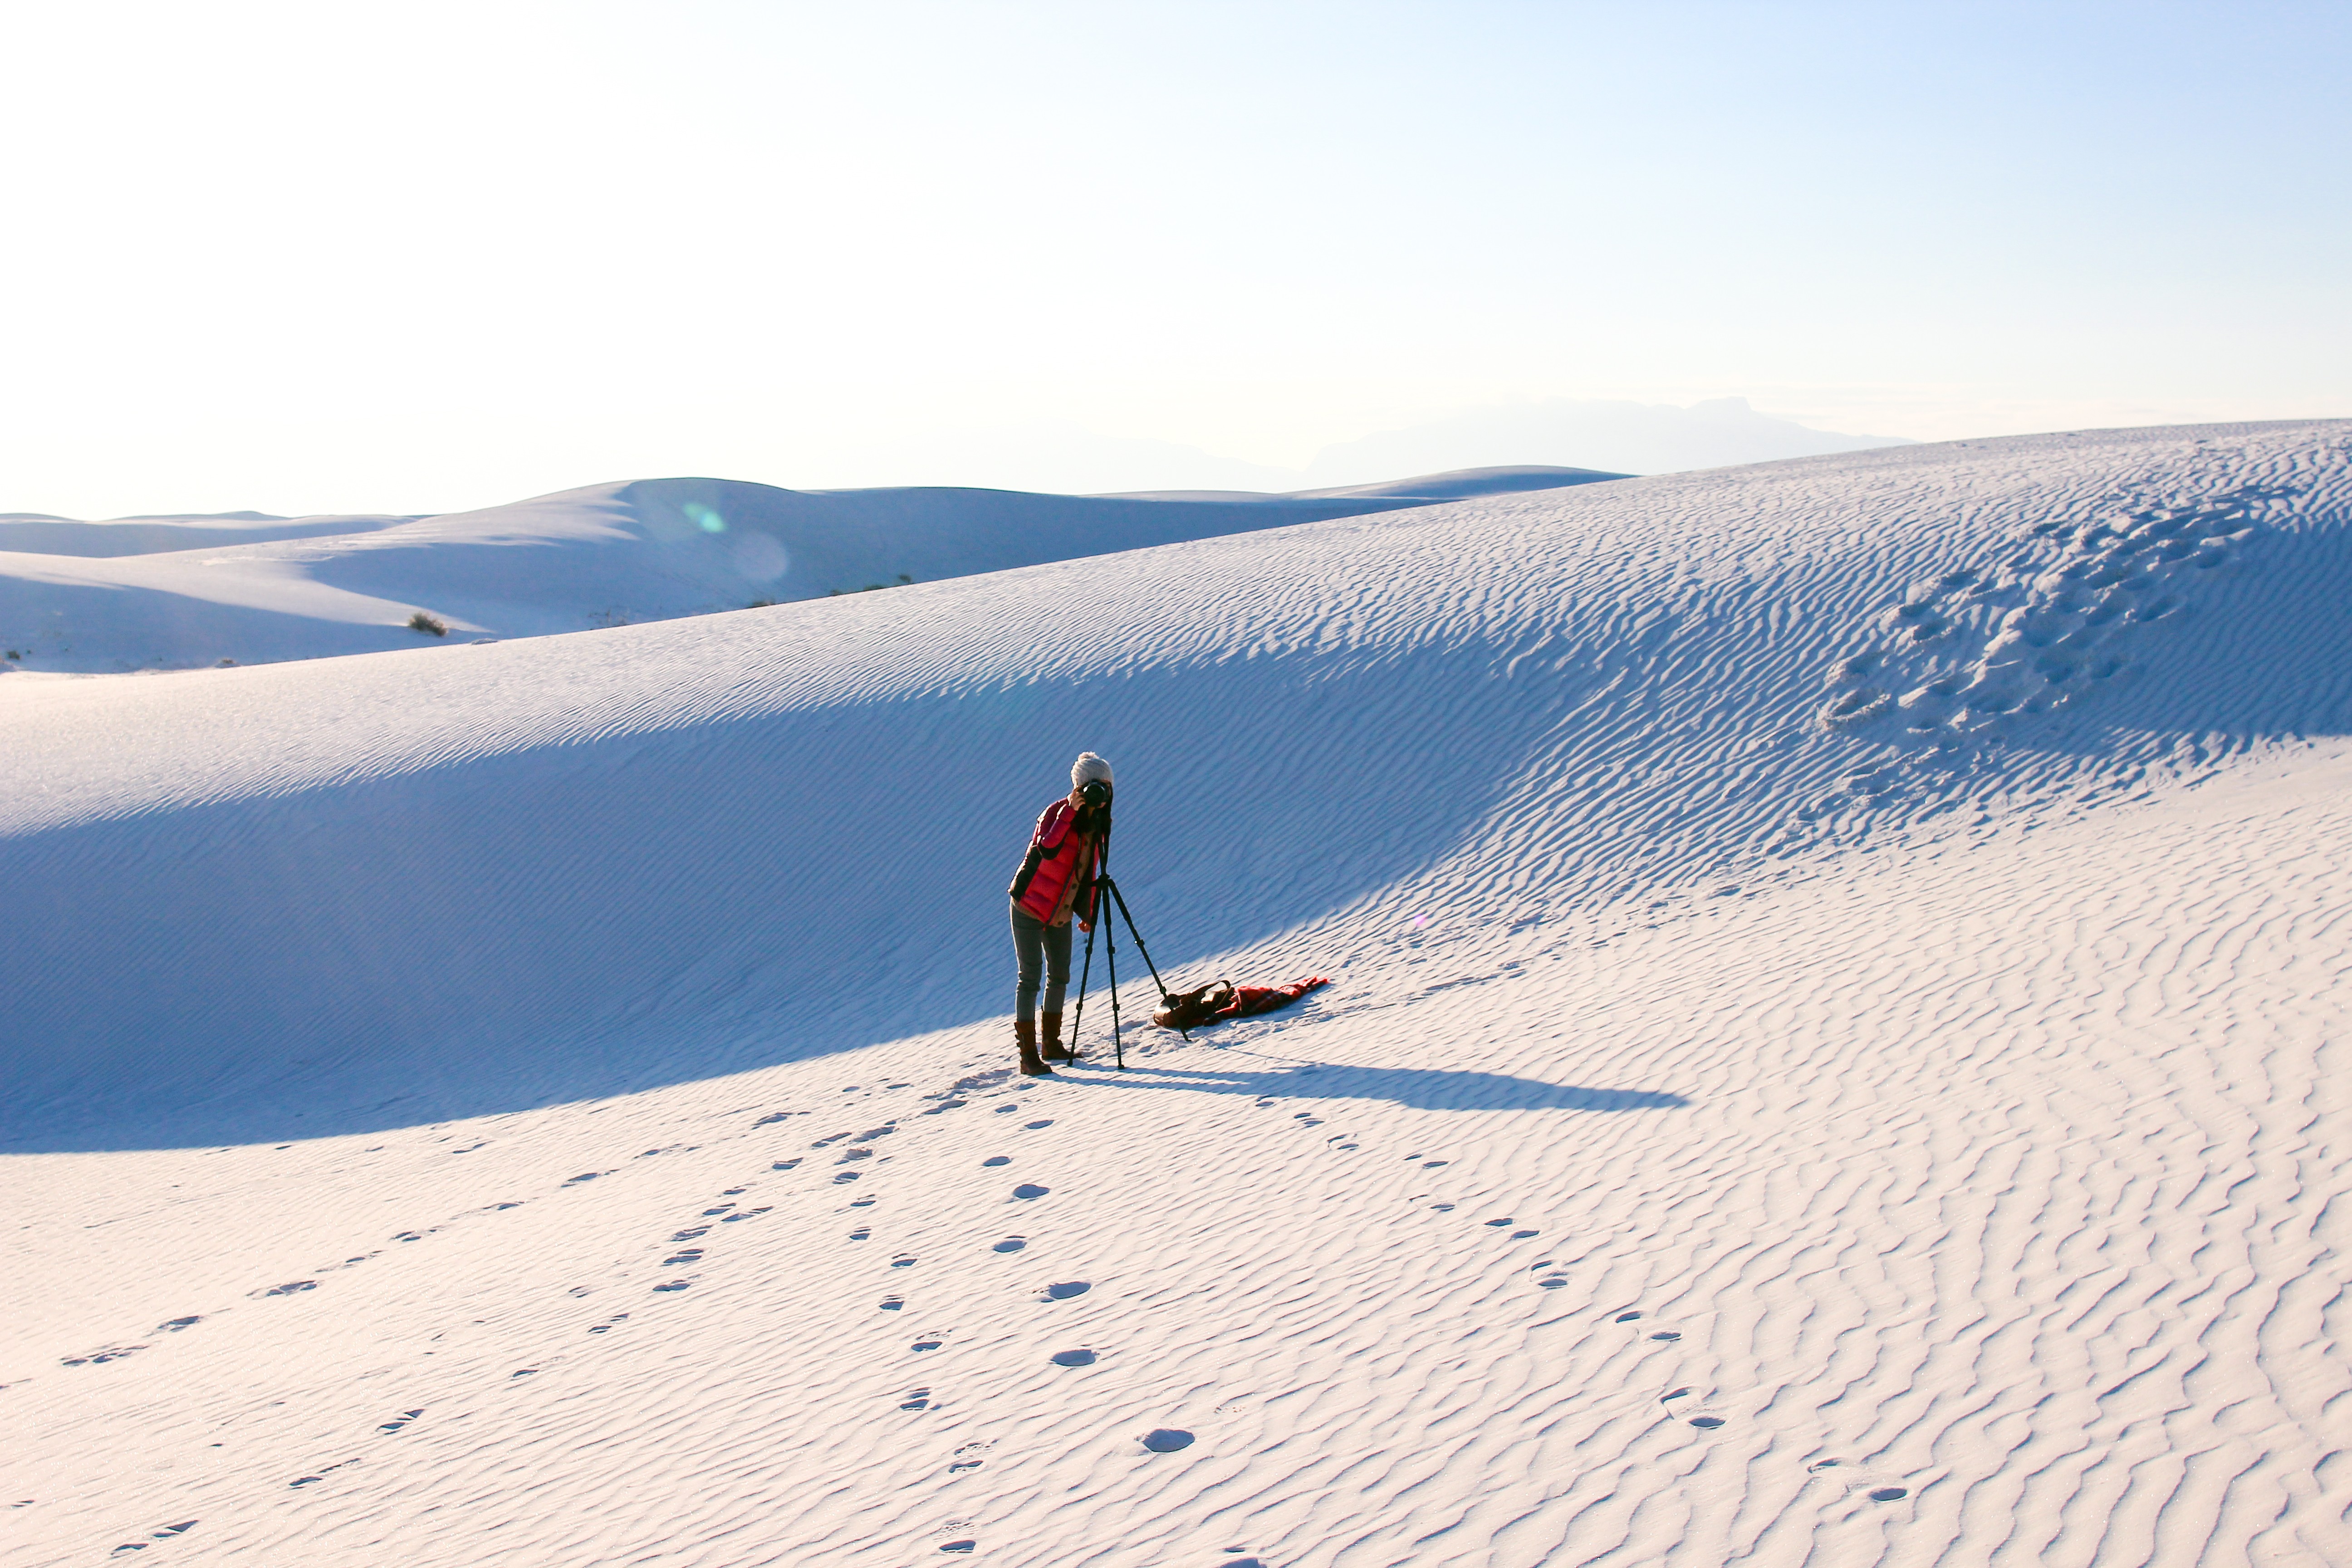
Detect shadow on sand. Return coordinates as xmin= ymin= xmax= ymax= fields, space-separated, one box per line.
xmin=1061 ymin=1056 xmax=1686 ymax=1113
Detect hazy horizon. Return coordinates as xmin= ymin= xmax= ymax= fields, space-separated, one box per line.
xmin=3 ymin=1 xmax=2343 ymax=519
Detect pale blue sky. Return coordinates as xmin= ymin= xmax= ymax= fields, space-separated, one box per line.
xmin=3 ymin=0 xmax=2345 ymax=515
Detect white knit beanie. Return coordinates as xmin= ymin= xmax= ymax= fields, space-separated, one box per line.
xmin=1071 ymin=752 xmax=1114 ymax=789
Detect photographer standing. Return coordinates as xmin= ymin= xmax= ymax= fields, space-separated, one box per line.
xmin=1006 ymin=753 xmax=1114 ymax=1077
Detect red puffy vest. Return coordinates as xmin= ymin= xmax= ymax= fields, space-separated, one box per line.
xmin=1009 ymin=799 xmax=1098 ymax=924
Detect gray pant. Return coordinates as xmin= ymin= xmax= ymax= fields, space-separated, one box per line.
xmin=1010 ymin=904 xmax=1073 ymax=1022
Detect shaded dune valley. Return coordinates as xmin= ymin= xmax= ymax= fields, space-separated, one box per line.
xmin=7 ymin=419 xmax=2352 ymax=1567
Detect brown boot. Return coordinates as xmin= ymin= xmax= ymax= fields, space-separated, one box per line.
xmin=1016 ymin=1018 xmax=1052 ymax=1076
xmin=1040 ymin=1008 xmax=1075 ymax=1063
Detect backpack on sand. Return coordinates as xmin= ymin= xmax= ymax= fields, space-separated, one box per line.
xmin=1152 ymin=976 xmax=1330 ymax=1030
xmin=1152 ymin=980 xmax=1235 ymax=1031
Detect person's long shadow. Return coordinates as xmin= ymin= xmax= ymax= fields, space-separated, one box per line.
xmin=1062 ymin=1055 xmax=1686 ymax=1112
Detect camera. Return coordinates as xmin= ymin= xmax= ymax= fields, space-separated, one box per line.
xmin=1075 ymin=777 xmax=1112 ymax=835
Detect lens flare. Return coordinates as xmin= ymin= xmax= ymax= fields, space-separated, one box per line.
xmin=682 ymin=502 xmax=726 ymax=534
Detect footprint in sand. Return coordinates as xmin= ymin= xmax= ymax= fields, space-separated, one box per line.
xmin=652 ymin=1280 xmax=692 ymax=1293
xmin=156 ymin=1316 xmax=202 ymax=1333
xmin=376 ymin=1409 xmax=425 ymax=1433
xmin=1660 ymin=1389 xmax=1723 ymax=1428
xmin=772 ymin=1159 xmax=802 ymax=1171
xmin=1621 ymin=1309 xmax=1711 ymax=1345
xmin=982 ymin=1156 xmax=1011 ymax=1167
xmin=912 ymin=1339 xmax=944 ymax=1352
xmin=1012 ymin=1184 xmax=1050 ymax=1200
xmin=1037 ymin=1281 xmax=1090 ymax=1301
xmin=1050 ymin=1348 xmax=1098 ymax=1367
xmin=880 ymin=1295 xmax=905 ymax=1311
xmin=892 ymin=1254 xmax=918 ymax=1269
xmin=1807 ymin=1458 xmax=1913 ymax=1504
xmin=1140 ymin=1428 xmax=1194 ymax=1452
xmin=670 ymin=1226 xmax=709 ymax=1242
xmin=257 ymin=1281 xmax=318 ymax=1298
xmin=993 ymin=1236 xmax=1028 ymax=1253
xmin=899 ymin=1387 xmax=932 ymax=1411
xmin=662 ymin=1248 xmax=705 ymax=1265
xmin=1024 ymin=1120 xmax=1054 ymax=1130
xmin=1612 ymin=1309 xmax=1679 ymax=1338
xmin=848 ymin=1227 xmax=872 ymax=1240
xmin=1662 ymin=1383 xmax=1754 ymax=1433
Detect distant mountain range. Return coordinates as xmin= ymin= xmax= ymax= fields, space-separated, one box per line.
xmin=839 ymin=397 xmax=1911 ymax=496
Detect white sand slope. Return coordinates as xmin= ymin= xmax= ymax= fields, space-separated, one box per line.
xmin=5 ymin=421 xmax=2351 ymax=1565
xmin=0 ymin=470 xmax=1616 ymax=674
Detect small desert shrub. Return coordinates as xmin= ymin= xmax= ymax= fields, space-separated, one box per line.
xmin=828 ymin=574 xmax=913 ymax=596
xmin=407 ymin=612 xmax=448 ymax=636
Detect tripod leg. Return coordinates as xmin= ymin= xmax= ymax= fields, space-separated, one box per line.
xmin=1104 ymin=878 xmax=1186 ymax=1040
xmin=1103 ymin=901 xmax=1124 ymax=1070
xmin=1069 ymin=917 xmax=1098 ymax=1063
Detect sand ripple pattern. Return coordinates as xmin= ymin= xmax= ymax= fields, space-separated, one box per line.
xmin=7 ymin=739 xmax=2352 ymax=1565
xmin=4 ymin=422 xmax=2349 ymax=1145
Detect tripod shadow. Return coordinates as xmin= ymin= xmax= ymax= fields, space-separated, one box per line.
xmin=1063 ymin=1057 xmax=1685 ymax=1113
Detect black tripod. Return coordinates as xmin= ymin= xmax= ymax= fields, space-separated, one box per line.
xmin=1068 ymin=830 xmax=1180 ymax=1069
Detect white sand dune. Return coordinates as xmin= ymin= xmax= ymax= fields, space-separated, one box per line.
xmin=5 ymin=421 xmax=2350 ymax=1565
xmin=0 ymin=469 xmax=1617 ymax=674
